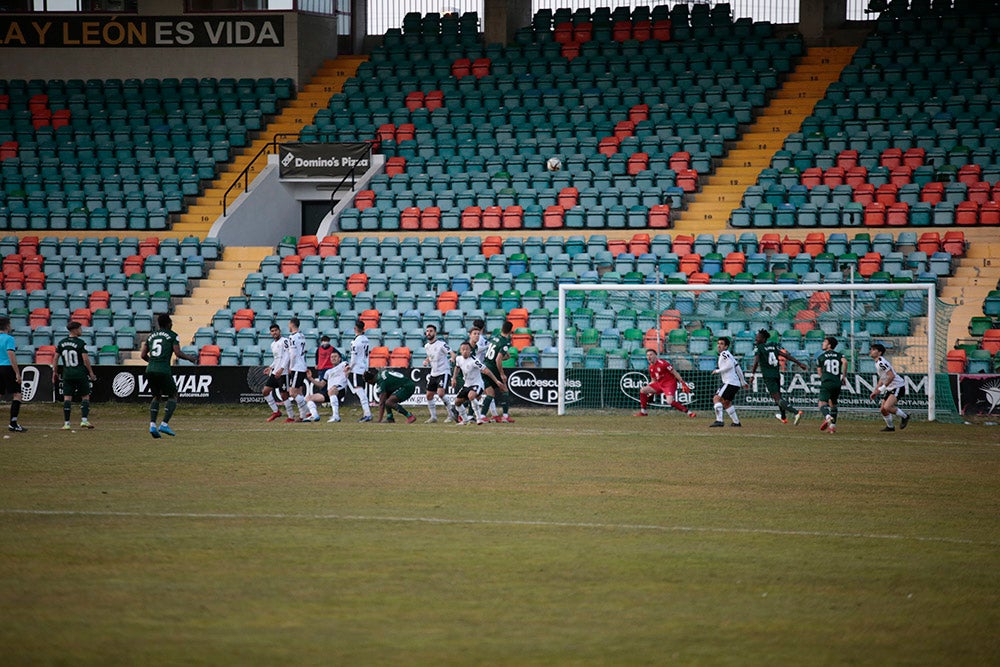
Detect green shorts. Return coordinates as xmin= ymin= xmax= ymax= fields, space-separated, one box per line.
xmin=60 ymin=375 xmax=91 ymax=399
xmin=762 ymin=374 xmax=782 ymax=394
xmin=818 ymin=383 xmax=841 ymax=403
xmin=391 ymin=384 xmax=415 ymax=402
xmin=145 ymin=370 xmax=177 ymax=398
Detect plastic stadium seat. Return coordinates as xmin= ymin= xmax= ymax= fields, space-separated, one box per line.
xmin=199 ymin=344 xmax=221 ymax=365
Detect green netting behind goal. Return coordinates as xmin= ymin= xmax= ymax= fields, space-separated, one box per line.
xmin=556 ymin=281 xmax=960 ymax=422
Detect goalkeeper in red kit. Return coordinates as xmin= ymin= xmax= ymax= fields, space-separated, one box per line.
xmin=634 ymin=348 xmax=697 ymax=418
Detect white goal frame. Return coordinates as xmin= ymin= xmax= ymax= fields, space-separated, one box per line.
xmin=556 ymin=282 xmax=939 ymax=420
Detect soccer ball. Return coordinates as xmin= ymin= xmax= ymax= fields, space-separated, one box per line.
xmin=545 ymin=156 xmax=562 ymax=172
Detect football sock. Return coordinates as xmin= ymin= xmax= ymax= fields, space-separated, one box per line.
xmin=884 ymin=414 xmax=894 ymax=427
xmin=394 ymin=405 xmax=412 ymax=418
xmin=428 ymin=400 xmax=438 ymax=420
xmin=458 ymin=404 xmax=468 ymax=420
xmin=283 ymin=397 xmax=294 ymax=416
xmin=164 ymin=399 xmax=176 ymax=423
xmin=64 ymin=400 xmax=72 ymax=422
xmin=11 ymin=399 xmax=20 ymax=422
xmin=830 ymin=407 xmax=838 ymax=423
xmin=471 ymin=400 xmax=482 ymax=420
xmin=331 ymin=396 xmax=340 ymax=420
xmin=780 ymin=398 xmax=795 ymax=415
xmin=820 ymin=405 xmax=830 ymax=418
xmin=355 ymin=386 xmax=371 ymax=417
xmin=150 ymin=400 xmax=160 ymax=423
xmin=670 ymin=401 xmax=687 ymax=413
xmin=481 ymin=394 xmax=494 ymax=414
xmin=640 ymin=393 xmax=649 ymax=410
xmin=306 ymin=400 xmax=319 ymax=420
xmin=714 ymin=402 xmax=724 ymax=422
xmin=896 ymin=408 xmax=908 ymax=419
xmin=81 ymin=399 xmax=89 ymax=419
xmin=295 ymin=395 xmax=308 ymax=418
xmin=265 ymin=393 xmax=278 ymax=412
xmin=726 ymin=405 xmax=740 ymax=425
xmin=500 ymin=393 xmax=509 ymax=415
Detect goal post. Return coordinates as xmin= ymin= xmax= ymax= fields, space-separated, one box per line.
xmin=556 ymin=281 xmax=956 ymax=422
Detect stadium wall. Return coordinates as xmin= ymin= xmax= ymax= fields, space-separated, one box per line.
xmin=14 ymin=365 xmax=998 ymax=418
xmin=0 ymin=11 xmax=337 ymax=85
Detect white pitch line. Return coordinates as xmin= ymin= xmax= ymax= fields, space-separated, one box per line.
xmin=2 ymin=508 xmax=997 ymax=548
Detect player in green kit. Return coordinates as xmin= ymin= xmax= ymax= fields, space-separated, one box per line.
xmin=816 ymin=336 xmax=847 ymax=434
xmin=53 ymin=321 xmax=97 ymax=430
xmin=482 ymin=320 xmax=514 ymax=423
xmin=140 ymin=314 xmax=197 ymax=439
xmin=749 ymin=328 xmax=808 ymax=424
xmin=363 ymin=368 xmax=417 ymax=424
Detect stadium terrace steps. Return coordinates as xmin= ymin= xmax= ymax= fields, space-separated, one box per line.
xmin=172 ymin=56 xmax=368 ymax=237
xmin=944 ymin=241 xmax=1000 ymax=348
xmin=673 ymin=47 xmax=857 ymax=233
xmin=120 ymin=246 xmax=272 ymax=365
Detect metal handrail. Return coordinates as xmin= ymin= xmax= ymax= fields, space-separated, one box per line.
xmin=222 ymin=133 xmax=300 ymax=217
xmin=327 ymin=141 xmax=377 ymax=216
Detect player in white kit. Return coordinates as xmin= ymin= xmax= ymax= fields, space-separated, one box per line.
xmin=710 ymin=336 xmax=748 ymax=428
xmin=304 ymin=349 xmax=351 ymax=422
xmin=451 ymin=341 xmax=506 ymax=425
xmin=286 ymin=317 xmax=310 ymax=421
xmin=422 ymin=324 xmax=455 ymax=423
xmin=348 ymin=319 xmax=373 ymax=422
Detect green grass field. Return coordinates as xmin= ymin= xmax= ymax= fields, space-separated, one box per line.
xmin=1 ymin=403 xmax=998 ymax=666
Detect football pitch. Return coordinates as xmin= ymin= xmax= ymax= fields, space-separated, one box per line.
xmin=1 ymin=404 xmax=998 ymax=666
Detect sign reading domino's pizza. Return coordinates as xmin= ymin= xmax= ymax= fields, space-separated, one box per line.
xmin=278 ymin=142 xmax=372 ymax=180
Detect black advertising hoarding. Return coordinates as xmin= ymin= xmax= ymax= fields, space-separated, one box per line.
xmin=278 ymin=142 xmax=372 ymax=180
xmin=0 ymin=15 xmax=284 ymax=48
xmin=76 ymin=366 xmax=958 ymax=416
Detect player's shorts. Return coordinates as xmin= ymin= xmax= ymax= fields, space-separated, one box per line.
xmin=0 ymin=366 xmax=19 ymax=395
xmin=818 ymin=382 xmax=841 ymax=403
xmin=880 ymin=385 xmax=906 ymax=401
xmin=650 ymin=379 xmax=678 ymax=397
xmin=762 ymin=374 xmax=782 ymax=394
xmin=457 ymin=383 xmax=483 ymax=401
xmin=391 ymin=383 xmax=415 ymax=402
xmin=484 ymin=370 xmax=504 ymax=392
xmin=427 ymin=373 xmax=450 ymax=393
xmin=145 ymin=370 xmax=177 ymax=398
xmin=718 ymin=383 xmax=740 ymax=402
xmin=264 ymin=374 xmax=286 ymax=391
xmin=348 ymin=372 xmax=366 ymax=390
xmin=60 ymin=375 xmax=91 ymax=399
xmin=288 ymin=370 xmax=308 ymax=390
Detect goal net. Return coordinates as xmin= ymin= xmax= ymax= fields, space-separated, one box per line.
xmin=555 ymin=281 xmax=959 ymax=422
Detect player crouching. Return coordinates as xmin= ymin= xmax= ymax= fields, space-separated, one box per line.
xmin=303 ymin=349 xmax=350 ymax=422
xmin=450 ymin=341 xmax=506 ymax=425
xmin=634 ymin=349 xmax=696 ymax=418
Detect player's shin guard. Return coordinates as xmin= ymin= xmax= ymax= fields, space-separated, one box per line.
xmin=64 ymin=400 xmax=72 ymax=422
xmin=163 ymin=399 xmax=176 ymax=423
xmin=726 ymin=405 xmax=741 ymax=425
xmin=714 ymin=402 xmax=724 ymax=422
xmin=265 ymin=393 xmax=278 ymax=412
xmin=355 ymin=386 xmax=371 ymax=417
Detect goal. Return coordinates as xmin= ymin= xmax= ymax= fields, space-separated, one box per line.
xmin=555 ymin=281 xmax=958 ymax=422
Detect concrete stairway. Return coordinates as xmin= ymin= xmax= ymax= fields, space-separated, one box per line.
xmin=122 ymin=246 xmax=272 ymax=364
xmin=942 ymin=240 xmax=1000 ymax=347
xmin=673 ymin=46 xmax=857 ymax=234
xmin=169 ymin=55 xmax=368 ymax=238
